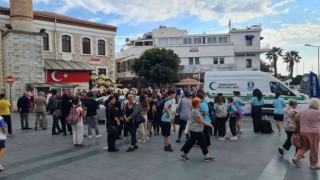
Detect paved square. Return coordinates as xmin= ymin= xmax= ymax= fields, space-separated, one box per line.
xmin=0 ymin=113 xmax=319 ymax=180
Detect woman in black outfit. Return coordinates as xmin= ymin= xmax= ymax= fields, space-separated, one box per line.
xmin=105 ymin=96 xmax=120 ymax=152
xmin=60 ymin=94 xmax=72 ymax=135
xmin=147 ymin=94 xmax=155 ymax=136
xmin=251 ymin=89 xmax=264 ymax=133
xmin=124 ymin=94 xmax=139 ymax=152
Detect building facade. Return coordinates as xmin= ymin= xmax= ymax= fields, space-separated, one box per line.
xmin=0 ymin=0 xmax=116 ymax=107
xmin=116 ymin=26 xmax=270 ymax=83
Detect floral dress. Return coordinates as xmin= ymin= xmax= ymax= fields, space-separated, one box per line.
xmin=283 ymin=107 xmax=296 ymax=132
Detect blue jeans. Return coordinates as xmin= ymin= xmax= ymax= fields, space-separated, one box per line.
xmin=87 ymin=116 xmax=100 ymax=136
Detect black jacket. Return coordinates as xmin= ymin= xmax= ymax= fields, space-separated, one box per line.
xmin=17 ymin=96 xmax=29 ymax=113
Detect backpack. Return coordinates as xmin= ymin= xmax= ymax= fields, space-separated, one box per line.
xmin=155 ymin=99 xmax=170 ymax=117
xmin=66 ymin=107 xmax=80 ymax=125
xmin=216 ymin=104 xmax=228 ymax=118
xmin=260 ymin=116 xmax=274 ymax=134
xmin=160 ymin=99 xmax=171 ymax=116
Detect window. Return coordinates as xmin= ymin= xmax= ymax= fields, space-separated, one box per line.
xmin=218 ymin=37 xmax=228 ymax=43
xmin=246 ymin=59 xmax=252 ymax=68
xmin=246 ymin=39 xmax=252 ymax=46
xmin=189 ymin=57 xmax=193 ymax=65
xmin=127 ymin=60 xmax=131 ymax=71
xmin=82 ymin=38 xmax=91 ymax=54
xmin=144 ymin=41 xmax=153 ymax=46
xmin=43 ymin=33 xmax=49 ymax=51
xmin=195 ymin=57 xmax=200 ymax=65
xmin=269 ymin=82 xmax=294 ymax=96
xmin=220 ymin=58 xmax=224 ymax=64
xmin=134 ymin=41 xmax=143 ymax=46
xmin=98 ymin=68 xmax=106 ymax=76
xmin=62 ymin=35 xmax=71 ymax=52
xmin=213 ymin=58 xmax=218 ymax=64
xmin=117 ymin=62 xmax=120 ymax=72
xmin=183 ymin=38 xmax=192 ymax=44
xmin=193 ymin=38 xmax=202 ymax=44
xmin=208 ymin=37 xmax=217 ymax=44
xmin=98 ymin=40 xmax=105 ymax=55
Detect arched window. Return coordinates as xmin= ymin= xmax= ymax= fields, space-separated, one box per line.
xmin=62 ymin=35 xmax=71 ymax=52
xmin=82 ymin=38 xmax=91 ymax=54
xmin=43 ymin=33 xmax=49 ymax=51
xmin=98 ymin=40 xmax=105 ymax=55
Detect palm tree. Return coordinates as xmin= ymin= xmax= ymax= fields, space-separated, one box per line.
xmin=265 ymin=47 xmax=283 ymax=77
xmin=283 ymin=50 xmax=301 ymax=79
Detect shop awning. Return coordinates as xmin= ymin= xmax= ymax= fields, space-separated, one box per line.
xmin=44 ymin=59 xmax=94 ymax=71
xmin=27 ymin=83 xmax=78 ymax=88
xmin=245 ymin=35 xmax=255 ymax=39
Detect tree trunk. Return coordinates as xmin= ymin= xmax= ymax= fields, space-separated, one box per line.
xmin=290 ymin=64 xmax=294 ymax=79
xmin=274 ymin=59 xmax=278 ymax=77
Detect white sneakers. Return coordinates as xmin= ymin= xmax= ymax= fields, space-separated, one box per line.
xmin=0 ymin=164 xmax=4 ymax=171
xmin=88 ymin=135 xmax=102 ymax=139
xmin=218 ymin=137 xmax=225 ymax=141
xmin=102 ymin=146 xmax=108 ymax=150
xmin=310 ymin=164 xmax=320 ymax=170
xmin=230 ymin=136 xmax=238 ymax=141
xmin=96 ymin=135 xmax=102 ymax=139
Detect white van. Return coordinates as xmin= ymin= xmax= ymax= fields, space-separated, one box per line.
xmin=204 ymin=71 xmax=309 ymax=113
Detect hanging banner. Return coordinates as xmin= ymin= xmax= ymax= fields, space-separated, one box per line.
xmin=309 ymin=71 xmax=320 ymax=97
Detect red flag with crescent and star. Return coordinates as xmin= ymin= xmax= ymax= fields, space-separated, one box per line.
xmin=47 ymin=70 xmax=90 ymax=83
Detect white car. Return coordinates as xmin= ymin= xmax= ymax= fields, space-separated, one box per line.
xmin=96 ymin=97 xmax=108 ymax=121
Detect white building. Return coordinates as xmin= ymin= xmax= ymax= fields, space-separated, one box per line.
xmin=116 ymin=25 xmax=270 ymax=83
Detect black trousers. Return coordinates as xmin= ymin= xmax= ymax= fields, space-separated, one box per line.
xmin=283 ymin=131 xmax=297 ymax=153
xmin=61 ymin=115 xmax=72 ymax=133
xmin=108 ymin=134 xmax=117 ymax=150
xmin=2 ymin=115 xmax=12 ymax=134
xmin=216 ymin=117 xmax=227 ymax=137
xmin=229 ymin=116 xmax=237 ymax=136
xmin=118 ymin=120 xmax=128 ymax=137
xmin=251 ymin=106 xmax=262 ymax=133
xmin=181 ymin=131 xmax=208 ymax=155
xmin=52 ymin=116 xmax=61 ymax=133
xmin=178 ymin=120 xmax=187 ymax=139
xmin=203 ymin=126 xmax=211 ymax=146
xmin=127 ymin=124 xmax=137 ymax=146
xmin=153 ymin=117 xmax=161 ymax=134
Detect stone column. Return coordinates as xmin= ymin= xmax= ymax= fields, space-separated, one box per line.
xmin=10 ymin=0 xmax=37 ymax=32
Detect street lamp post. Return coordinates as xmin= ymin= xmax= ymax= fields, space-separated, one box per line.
xmin=305 ymin=44 xmax=320 ymax=76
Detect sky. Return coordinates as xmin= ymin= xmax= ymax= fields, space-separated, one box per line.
xmin=1 ymin=0 xmax=319 ymax=77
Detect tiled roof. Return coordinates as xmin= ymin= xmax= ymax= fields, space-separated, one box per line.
xmin=0 ymin=7 xmax=116 ymax=30
xmin=44 ymin=59 xmax=94 ymax=71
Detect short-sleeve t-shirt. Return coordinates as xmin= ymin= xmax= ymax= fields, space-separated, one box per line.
xmin=233 ymin=97 xmax=243 ymax=110
xmin=0 ymin=99 xmax=11 ymax=116
xmin=84 ymin=99 xmax=99 ymax=116
xmin=0 ymin=116 xmax=7 ymax=140
xmin=189 ymin=109 xmax=204 ymax=132
xmin=251 ymin=97 xmax=263 ymax=106
xmin=273 ymin=98 xmax=285 ymax=114
xmin=199 ymin=101 xmax=211 ymax=123
xmin=161 ymin=99 xmax=173 ymax=122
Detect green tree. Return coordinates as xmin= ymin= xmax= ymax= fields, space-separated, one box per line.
xmin=260 ymin=60 xmax=273 ymax=73
xmin=292 ymin=75 xmax=303 ymax=85
xmin=265 ymin=47 xmax=283 ymax=77
xmin=132 ymin=48 xmax=181 ymax=87
xmin=283 ymin=50 xmax=301 ymax=79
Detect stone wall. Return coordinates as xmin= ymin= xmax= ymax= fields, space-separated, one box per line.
xmin=43 ymin=30 xmax=116 ymax=82
xmin=2 ymin=31 xmax=44 ymax=107
xmin=0 ymin=31 xmax=4 ymax=94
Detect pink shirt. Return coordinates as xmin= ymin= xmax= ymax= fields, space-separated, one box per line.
xmin=296 ymin=108 xmax=320 ymax=135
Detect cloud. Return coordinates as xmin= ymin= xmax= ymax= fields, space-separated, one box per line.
xmin=317 ymin=18 xmax=320 ymax=21
xmin=115 ymin=33 xmax=143 ymax=47
xmin=37 ymin=0 xmax=295 ymax=25
xmin=88 ymin=17 xmax=102 ymax=22
xmin=303 ymin=8 xmax=308 ymax=12
xmin=271 ymin=20 xmax=282 ymax=24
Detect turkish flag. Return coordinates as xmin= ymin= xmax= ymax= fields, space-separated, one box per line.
xmin=47 ymin=70 xmax=90 ymax=83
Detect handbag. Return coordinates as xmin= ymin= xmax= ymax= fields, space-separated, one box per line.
xmin=184 ymin=120 xmax=192 ymax=134
xmin=134 ymin=109 xmax=145 ymax=126
xmin=52 ymin=109 xmax=61 ymax=118
xmin=291 ymin=133 xmax=303 ymax=148
xmin=174 ymin=98 xmax=183 ymax=125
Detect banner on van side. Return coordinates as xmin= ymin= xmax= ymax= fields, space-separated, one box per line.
xmin=310 ymin=71 xmax=320 ymax=97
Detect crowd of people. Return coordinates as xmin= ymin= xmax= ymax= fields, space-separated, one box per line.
xmin=0 ymin=85 xmax=319 ymax=170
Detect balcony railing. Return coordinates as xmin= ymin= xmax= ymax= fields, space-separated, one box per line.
xmin=234 ymin=43 xmax=270 ymax=52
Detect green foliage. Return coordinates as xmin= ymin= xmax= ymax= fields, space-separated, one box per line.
xmin=131 ymin=48 xmax=181 ymax=86
xmin=265 ymin=47 xmax=283 ymax=77
xmin=283 ymin=50 xmax=301 ymax=79
xmin=260 ymin=60 xmax=273 ymax=73
xmin=292 ymin=75 xmax=303 ymax=85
